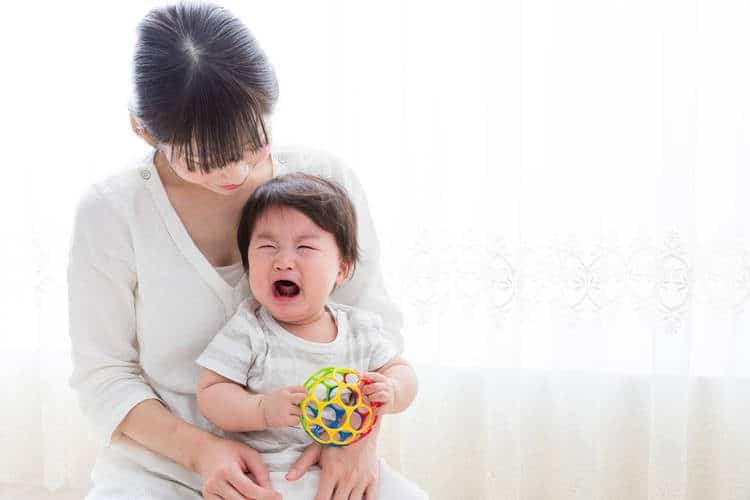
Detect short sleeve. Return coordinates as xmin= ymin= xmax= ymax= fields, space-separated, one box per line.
xmin=196 ymin=301 xmax=263 ymax=385
xmin=347 ymin=307 xmax=399 ymax=372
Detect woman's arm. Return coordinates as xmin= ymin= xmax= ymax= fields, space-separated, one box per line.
xmin=68 ymin=186 xmax=165 ymax=443
xmin=196 ymin=368 xmax=306 ymax=431
xmin=116 ymin=399 xmax=216 ymax=471
xmin=118 ymin=401 xmax=279 ymax=499
xmin=68 ymin=186 xmax=278 ymax=499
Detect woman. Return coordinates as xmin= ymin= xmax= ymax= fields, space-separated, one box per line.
xmin=68 ymin=3 xmax=426 ymax=499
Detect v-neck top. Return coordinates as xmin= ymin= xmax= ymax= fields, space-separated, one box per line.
xmin=215 ymin=261 xmax=245 ymax=287
xmin=67 ymin=146 xmax=403 ymax=491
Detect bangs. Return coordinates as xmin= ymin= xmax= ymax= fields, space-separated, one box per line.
xmin=169 ymin=78 xmax=271 ymax=174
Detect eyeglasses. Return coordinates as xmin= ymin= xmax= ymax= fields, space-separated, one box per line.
xmin=156 ymin=142 xmax=270 ymax=174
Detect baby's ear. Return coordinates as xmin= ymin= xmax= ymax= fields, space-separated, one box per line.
xmin=336 ymin=260 xmax=354 ymax=286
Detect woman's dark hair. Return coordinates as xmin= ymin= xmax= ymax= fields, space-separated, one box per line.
xmin=238 ymin=173 xmax=359 ymax=273
xmin=131 ymin=2 xmax=278 ymax=173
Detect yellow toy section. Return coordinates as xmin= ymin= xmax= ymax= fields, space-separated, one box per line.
xmin=300 ymin=367 xmax=379 ymax=446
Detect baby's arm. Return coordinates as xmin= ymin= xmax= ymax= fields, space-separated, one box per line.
xmin=197 ymin=368 xmax=307 ymax=432
xmin=361 ymin=357 xmax=418 ymax=415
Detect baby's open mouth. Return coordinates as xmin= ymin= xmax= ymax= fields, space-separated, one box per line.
xmin=273 ymin=280 xmax=301 ymax=298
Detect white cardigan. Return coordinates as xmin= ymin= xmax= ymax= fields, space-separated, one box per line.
xmin=67 ymin=146 xmax=403 ymax=490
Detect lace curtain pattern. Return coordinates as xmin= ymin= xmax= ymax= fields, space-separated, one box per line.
xmin=2 ymin=1 xmax=749 ymax=499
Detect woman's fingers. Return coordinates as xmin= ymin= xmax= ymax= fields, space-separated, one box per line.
xmin=314 ymin=473 xmax=337 ymax=500
xmin=238 ymin=446 xmax=271 ymax=489
xmin=216 ymin=482 xmax=247 ymax=500
xmin=332 ymin=476 xmax=356 ymax=500
xmin=364 ymin=480 xmax=380 ymax=500
xmin=350 ymin=482 xmax=367 ymax=500
xmin=286 ymin=443 xmax=321 ymax=481
xmin=229 ymin=469 xmax=280 ymax=500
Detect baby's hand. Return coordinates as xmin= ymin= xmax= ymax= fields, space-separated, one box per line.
xmin=259 ymin=386 xmax=307 ymax=428
xmin=360 ymin=372 xmax=398 ymax=415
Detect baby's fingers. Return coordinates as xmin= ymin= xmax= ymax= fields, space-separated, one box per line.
xmin=373 ymin=403 xmax=390 ymax=416
xmin=285 ymin=413 xmax=302 ymax=426
xmin=368 ymin=391 xmax=390 ymax=404
xmin=361 ymin=372 xmax=386 ymax=383
xmin=368 ymin=392 xmax=392 ymax=415
xmin=361 ymin=382 xmax=386 ymax=396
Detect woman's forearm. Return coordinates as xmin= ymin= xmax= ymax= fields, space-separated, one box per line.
xmin=115 ymin=399 xmax=218 ymax=472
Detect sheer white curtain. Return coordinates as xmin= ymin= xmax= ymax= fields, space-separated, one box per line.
xmin=2 ymin=1 xmax=749 ymax=499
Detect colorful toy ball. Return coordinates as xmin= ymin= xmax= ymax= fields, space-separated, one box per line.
xmin=300 ymin=366 xmax=379 ymax=446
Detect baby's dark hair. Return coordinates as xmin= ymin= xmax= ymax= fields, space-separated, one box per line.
xmin=237 ymin=173 xmax=359 ymax=273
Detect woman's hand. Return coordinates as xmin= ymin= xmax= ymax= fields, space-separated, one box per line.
xmin=195 ymin=436 xmax=281 ymax=500
xmin=286 ymin=432 xmax=380 ymax=500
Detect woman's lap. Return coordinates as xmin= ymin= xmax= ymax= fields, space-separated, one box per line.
xmin=269 ymin=460 xmax=428 ymax=499
xmin=86 ymin=480 xmax=201 ymax=500
xmin=85 ymin=456 xmax=202 ymax=500
xmin=376 ymin=460 xmax=429 ymax=500
xmin=86 ymin=459 xmax=427 ymax=499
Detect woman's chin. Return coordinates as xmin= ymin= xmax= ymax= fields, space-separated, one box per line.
xmin=207 ymin=186 xmax=241 ymax=196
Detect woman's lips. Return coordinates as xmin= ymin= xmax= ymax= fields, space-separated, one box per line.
xmin=220 ymin=184 xmax=242 ymax=190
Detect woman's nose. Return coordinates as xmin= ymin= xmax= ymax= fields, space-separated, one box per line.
xmin=220 ymin=162 xmax=249 ymax=183
xmin=218 ymin=165 xmax=236 ymax=181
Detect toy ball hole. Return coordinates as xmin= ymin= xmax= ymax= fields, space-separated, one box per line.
xmin=329 ymin=386 xmax=341 ymax=400
xmin=339 ymin=387 xmax=358 ymax=407
xmin=313 ymin=383 xmax=329 ymax=401
xmin=335 ymin=431 xmax=353 ymax=443
xmin=316 ymin=428 xmax=331 ymax=442
xmin=324 ymin=377 xmax=340 ymax=389
xmin=345 ymin=373 xmax=360 ymax=384
xmin=321 ymin=404 xmax=345 ymax=429
xmin=304 ymin=402 xmax=318 ymax=420
xmin=333 ymin=371 xmax=345 ymax=382
xmin=350 ymin=411 xmax=364 ymax=430
xmin=356 ymin=405 xmax=371 ymax=418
